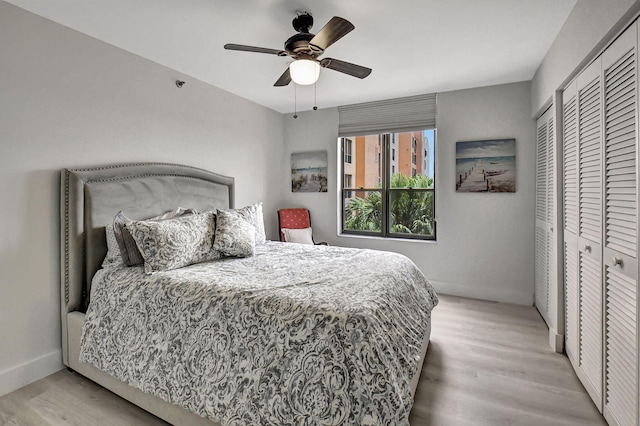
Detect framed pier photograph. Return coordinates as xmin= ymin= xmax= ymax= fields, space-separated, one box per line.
xmin=455 ymin=139 xmax=516 ymax=193
xmin=291 ymin=150 xmax=328 ymax=192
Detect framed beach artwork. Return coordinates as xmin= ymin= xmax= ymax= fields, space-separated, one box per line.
xmin=291 ymin=150 xmax=328 ymax=192
xmin=455 ymin=139 xmax=516 ymax=193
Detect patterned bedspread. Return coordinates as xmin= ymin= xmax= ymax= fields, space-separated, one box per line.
xmin=80 ymin=242 xmax=438 ymax=425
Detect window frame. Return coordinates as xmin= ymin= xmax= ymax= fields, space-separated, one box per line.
xmin=339 ymin=130 xmax=436 ymax=241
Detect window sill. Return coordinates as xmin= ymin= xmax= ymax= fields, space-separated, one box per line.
xmin=338 ymin=233 xmax=437 ymax=244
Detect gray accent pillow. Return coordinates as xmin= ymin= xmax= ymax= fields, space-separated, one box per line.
xmin=101 ymin=224 xmax=125 ymax=268
xmin=113 ymin=207 xmax=196 ymax=266
xmin=128 ymin=211 xmax=219 ymax=274
xmin=227 ymin=202 xmax=266 ymax=245
xmin=213 ymin=209 xmax=256 ymax=258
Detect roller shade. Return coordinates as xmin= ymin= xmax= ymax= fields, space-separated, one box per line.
xmin=338 ymin=93 xmax=436 ymax=136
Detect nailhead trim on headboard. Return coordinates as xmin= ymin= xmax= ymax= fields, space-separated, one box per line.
xmin=69 ymin=162 xmax=209 ymax=173
xmin=64 ymin=170 xmax=70 ymax=305
xmin=87 ymin=174 xmax=219 ymax=185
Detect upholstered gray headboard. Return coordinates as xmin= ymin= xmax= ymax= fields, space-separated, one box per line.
xmin=60 ymin=163 xmax=235 ymax=318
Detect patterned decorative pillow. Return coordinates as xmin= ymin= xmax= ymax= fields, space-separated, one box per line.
xmin=113 ymin=207 xmax=197 ymax=266
xmin=228 ymin=202 xmax=266 ymax=245
xmin=128 ymin=211 xmax=219 ymax=274
xmin=101 ymin=224 xmax=125 ymax=268
xmin=213 ymin=209 xmax=256 ymax=258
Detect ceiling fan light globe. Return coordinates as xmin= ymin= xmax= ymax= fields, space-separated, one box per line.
xmin=289 ymin=60 xmax=320 ymax=85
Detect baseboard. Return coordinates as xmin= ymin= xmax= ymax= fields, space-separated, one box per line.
xmin=0 ymin=349 xmax=63 ymax=397
xmin=549 ymin=328 xmax=564 ymax=354
xmin=430 ymin=279 xmax=534 ymax=306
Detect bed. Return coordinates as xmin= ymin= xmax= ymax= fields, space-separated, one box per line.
xmin=60 ymin=162 xmax=438 ymax=425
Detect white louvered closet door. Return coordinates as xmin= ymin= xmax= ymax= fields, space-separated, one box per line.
xmin=563 ymin=80 xmax=580 ymax=366
xmin=536 ymin=106 xmax=555 ymax=326
xmin=602 ymin=22 xmax=639 ymax=426
xmin=547 ymin=113 xmax=556 ymax=326
xmin=576 ymin=57 xmax=603 ymax=410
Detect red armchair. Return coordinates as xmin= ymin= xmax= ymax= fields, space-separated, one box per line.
xmin=277 ymin=208 xmax=326 ymax=245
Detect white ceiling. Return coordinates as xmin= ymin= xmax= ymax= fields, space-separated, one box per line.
xmin=7 ymin=0 xmax=577 ymax=114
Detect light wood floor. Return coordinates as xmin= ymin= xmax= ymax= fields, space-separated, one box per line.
xmin=0 ymin=294 xmax=606 ymax=426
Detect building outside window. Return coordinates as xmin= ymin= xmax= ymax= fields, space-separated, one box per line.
xmin=423 ymin=148 xmax=429 ymax=177
xmin=343 ymin=174 xmax=352 ymax=199
xmin=344 ymin=174 xmax=352 ymax=188
xmin=340 ymin=129 xmax=435 ymax=240
xmin=344 ymin=138 xmax=353 ymax=164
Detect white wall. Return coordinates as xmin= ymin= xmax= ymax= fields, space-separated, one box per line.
xmin=282 ymin=108 xmax=340 ymax=240
xmin=531 ymin=0 xmax=639 ymax=115
xmin=0 ymin=2 xmax=285 ymax=396
xmin=282 ymin=81 xmax=536 ymax=306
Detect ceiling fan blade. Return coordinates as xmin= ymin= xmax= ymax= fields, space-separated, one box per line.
xmin=320 ymin=58 xmax=372 ymax=79
xmin=309 ymin=17 xmax=354 ymax=52
xmin=224 ymin=44 xmax=286 ymax=56
xmin=274 ymin=68 xmax=292 ymax=87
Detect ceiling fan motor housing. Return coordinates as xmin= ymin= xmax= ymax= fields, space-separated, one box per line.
xmin=285 ymin=33 xmax=316 ymax=56
xmin=286 ymin=13 xmax=319 ymax=56
xmin=292 ymin=12 xmax=313 ymax=33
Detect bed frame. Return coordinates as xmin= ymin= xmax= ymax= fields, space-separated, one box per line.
xmin=60 ymin=162 xmax=429 ymax=425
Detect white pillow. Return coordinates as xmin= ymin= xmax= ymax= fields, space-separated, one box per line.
xmin=282 ymin=227 xmax=314 ymax=245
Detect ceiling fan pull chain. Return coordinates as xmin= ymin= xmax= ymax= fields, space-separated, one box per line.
xmin=293 ymin=84 xmax=298 ymax=119
xmin=313 ymin=81 xmax=318 ymax=111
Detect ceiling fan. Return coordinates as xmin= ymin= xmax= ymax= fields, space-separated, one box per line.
xmin=224 ymin=12 xmax=372 ymax=87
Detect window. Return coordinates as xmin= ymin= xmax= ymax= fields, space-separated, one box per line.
xmin=340 ymin=129 xmax=436 ymax=240
xmin=343 ymin=174 xmax=354 ymax=199
xmin=344 ymin=138 xmax=353 ymax=164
